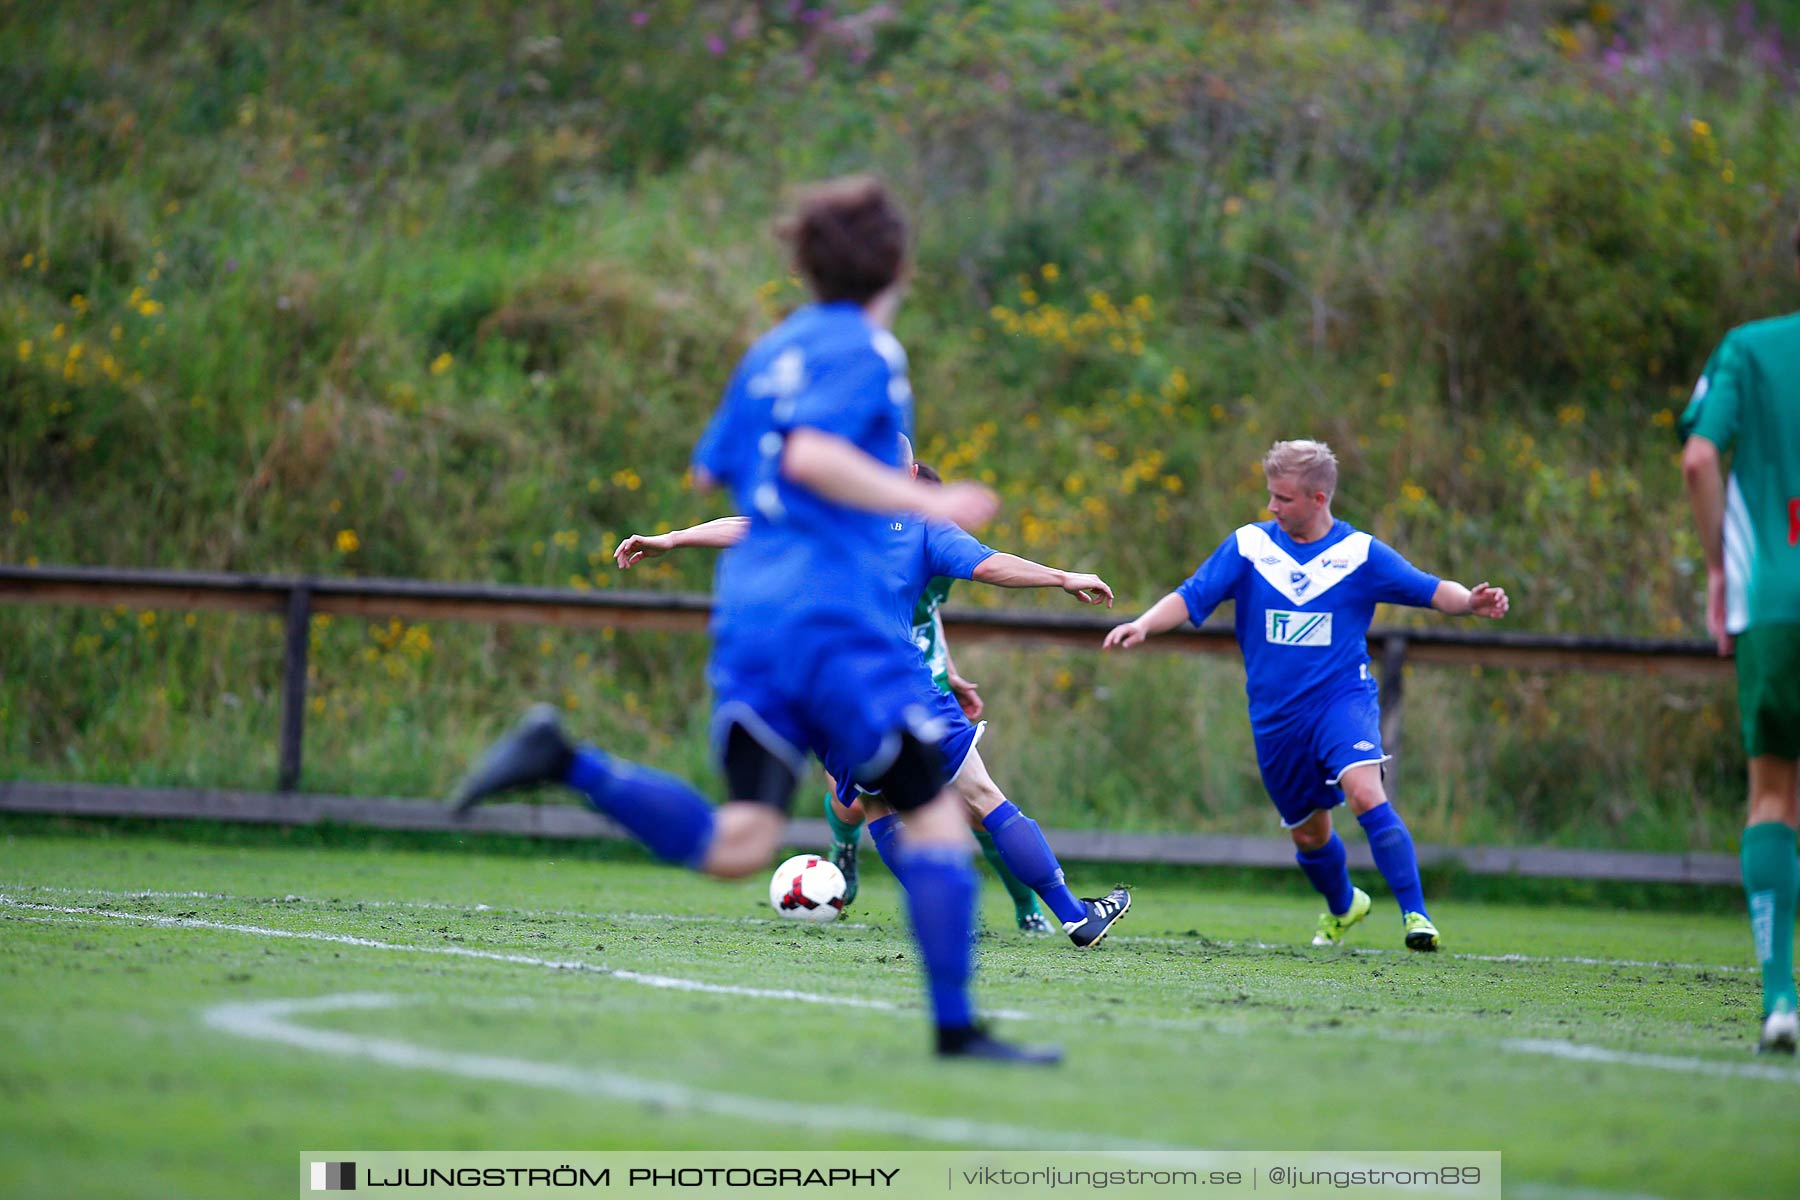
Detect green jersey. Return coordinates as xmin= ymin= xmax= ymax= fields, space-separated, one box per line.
xmin=1680 ymin=311 xmax=1800 ymax=632
xmin=910 ymin=576 xmax=955 ymax=691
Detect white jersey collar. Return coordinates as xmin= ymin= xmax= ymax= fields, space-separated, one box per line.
xmin=1234 ymin=524 xmax=1372 ymax=607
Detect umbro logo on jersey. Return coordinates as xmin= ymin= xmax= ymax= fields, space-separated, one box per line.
xmin=1266 ymin=609 xmax=1331 ymax=646
xmin=1353 ymin=740 xmax=1375 ymax=751
xmin=1235 ymin=524 xmax=1374 ymax=606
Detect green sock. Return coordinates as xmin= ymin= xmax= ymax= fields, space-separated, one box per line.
xmin=1741 ymin=821 xmax=1799 ymax=1016
xmin=975 ymin=829 xmax=1042 ymax=916
xmin=823 ymin=792 xmax=863 ymax=846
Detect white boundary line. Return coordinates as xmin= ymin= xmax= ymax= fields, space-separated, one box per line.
xmin=11 ymin=897 xmax=1795 ymax=1090
xmin=0 ymin=896 xmax=1032 ymax=1021
xmin=3 ymin=883 xmax=1760 ymax=975
xmin=1109 ymin=933 xmax=1760 ymax=976
xmin=0 ymin=897 xmax=910 ymax=1012
xmin=1501 ymin=1038 xmax=1800 ymax=1085
xmin=0 ymin=884 xmax=875 ymax=928
xmin=202 ymin=993 xmax=1166 ymax=1152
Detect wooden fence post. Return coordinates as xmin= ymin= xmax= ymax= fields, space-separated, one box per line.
xmin=1378 ymin=634 xmax=1408 ymax=804
xmin=277 ymin=586 xmax=312 ymax=792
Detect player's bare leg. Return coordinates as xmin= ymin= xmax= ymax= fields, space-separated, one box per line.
xmin=701 ymin=804 xmax=786 ymax=879
xmin=1745 ymin=755 xmax=1799 ymax=1054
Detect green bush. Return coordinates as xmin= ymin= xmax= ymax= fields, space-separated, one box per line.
xmin=2 ymin=0 xmax=1792 ymax=848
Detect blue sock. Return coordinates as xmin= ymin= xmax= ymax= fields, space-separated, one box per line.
xmin=1296 ymin=832 xmax=1356 ymax=916
xmin=980 ymin=801 xmax=1085 ymax=925
xmin=1357 ymin=804 xmax=1428 ymax=917
xmin=564 ymin=746 xmax=715 ymax=870
xmin=896 ymin=844 xmax=978 ymax=1030
xmin=867 ymin=814 xmax=905 ymax=887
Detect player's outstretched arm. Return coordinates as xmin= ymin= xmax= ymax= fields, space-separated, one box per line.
xmin=970 ymin=553 xmax=1114 ymax=607
xmin=1102 ymin=592 xmax=1191 ymax=649
xmin=613 ymin=517 xmax=750 ymax=569
xmin=783 ymin=428 xmax=998 ymax=528
xmin=1430 ymin=580 xmax=1510 ymax=619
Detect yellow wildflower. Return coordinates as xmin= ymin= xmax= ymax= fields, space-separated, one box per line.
xmin=430 ymin=352 xmax=453 ymax=375
xmin=335 ymin=529 xmax=360 ymax=553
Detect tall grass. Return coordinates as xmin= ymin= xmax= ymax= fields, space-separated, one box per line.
xmin=2 ymin=1 xmax=1793 ymax=848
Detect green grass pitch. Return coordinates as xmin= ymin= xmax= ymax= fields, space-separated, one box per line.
xmin=1 ymin=820 xmax=1793 ymax=1199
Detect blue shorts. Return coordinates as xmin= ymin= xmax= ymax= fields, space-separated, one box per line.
xmin=1252 ymin=686 xmax=1391 ymax=828
xmin=821 ymin=679 xmax=985 ymax=807
xmin=707 ymin=615 xmax=964 ymax=813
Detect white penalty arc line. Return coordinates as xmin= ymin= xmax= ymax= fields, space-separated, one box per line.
xmin=204 ymin=993 xmax=1167 ymax=1153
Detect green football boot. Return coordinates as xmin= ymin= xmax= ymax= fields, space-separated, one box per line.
xmin=1312 ymin=886 xmax=1372 ymax=946
xmin=1403 ymin=911 xmax=1441 ymax=952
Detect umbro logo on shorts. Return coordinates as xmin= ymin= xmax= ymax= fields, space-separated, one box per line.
xmin=1354 ymin=740 xmax=1375 ymax=751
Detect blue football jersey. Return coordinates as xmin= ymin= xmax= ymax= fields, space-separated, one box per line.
xmin=691 ymin=303 xmax=915 ymax=638
xmin=1176 ymin=519 xmax=1439 ymax=727
xmin=874 ymin=517 xmax=995 ymax=641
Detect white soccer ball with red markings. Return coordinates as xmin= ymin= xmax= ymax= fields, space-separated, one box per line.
xmin=769 ymin=854 xmax=847 ymax=922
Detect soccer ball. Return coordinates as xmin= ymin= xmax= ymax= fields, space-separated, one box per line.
xmin=768 ymin=854 xmax=847 ymax=922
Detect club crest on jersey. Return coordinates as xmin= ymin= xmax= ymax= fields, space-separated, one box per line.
xmin=1266 ymin=609 xmax=1332 ymax=647
xmin=1289 ymin=570 xmax=1312 ymax=596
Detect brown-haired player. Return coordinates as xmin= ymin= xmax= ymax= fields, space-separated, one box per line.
xmin=453 ymin=177 xmax=1060 ymax=1063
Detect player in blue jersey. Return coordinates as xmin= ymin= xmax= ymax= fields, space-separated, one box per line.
xmin=612 ymin=440 xmax=1132 ymax=949
xmin=1104 ymin=440 xmax=1509 ymax=951
xmin=452 ymin=177 xmax=1057 ymax=1063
